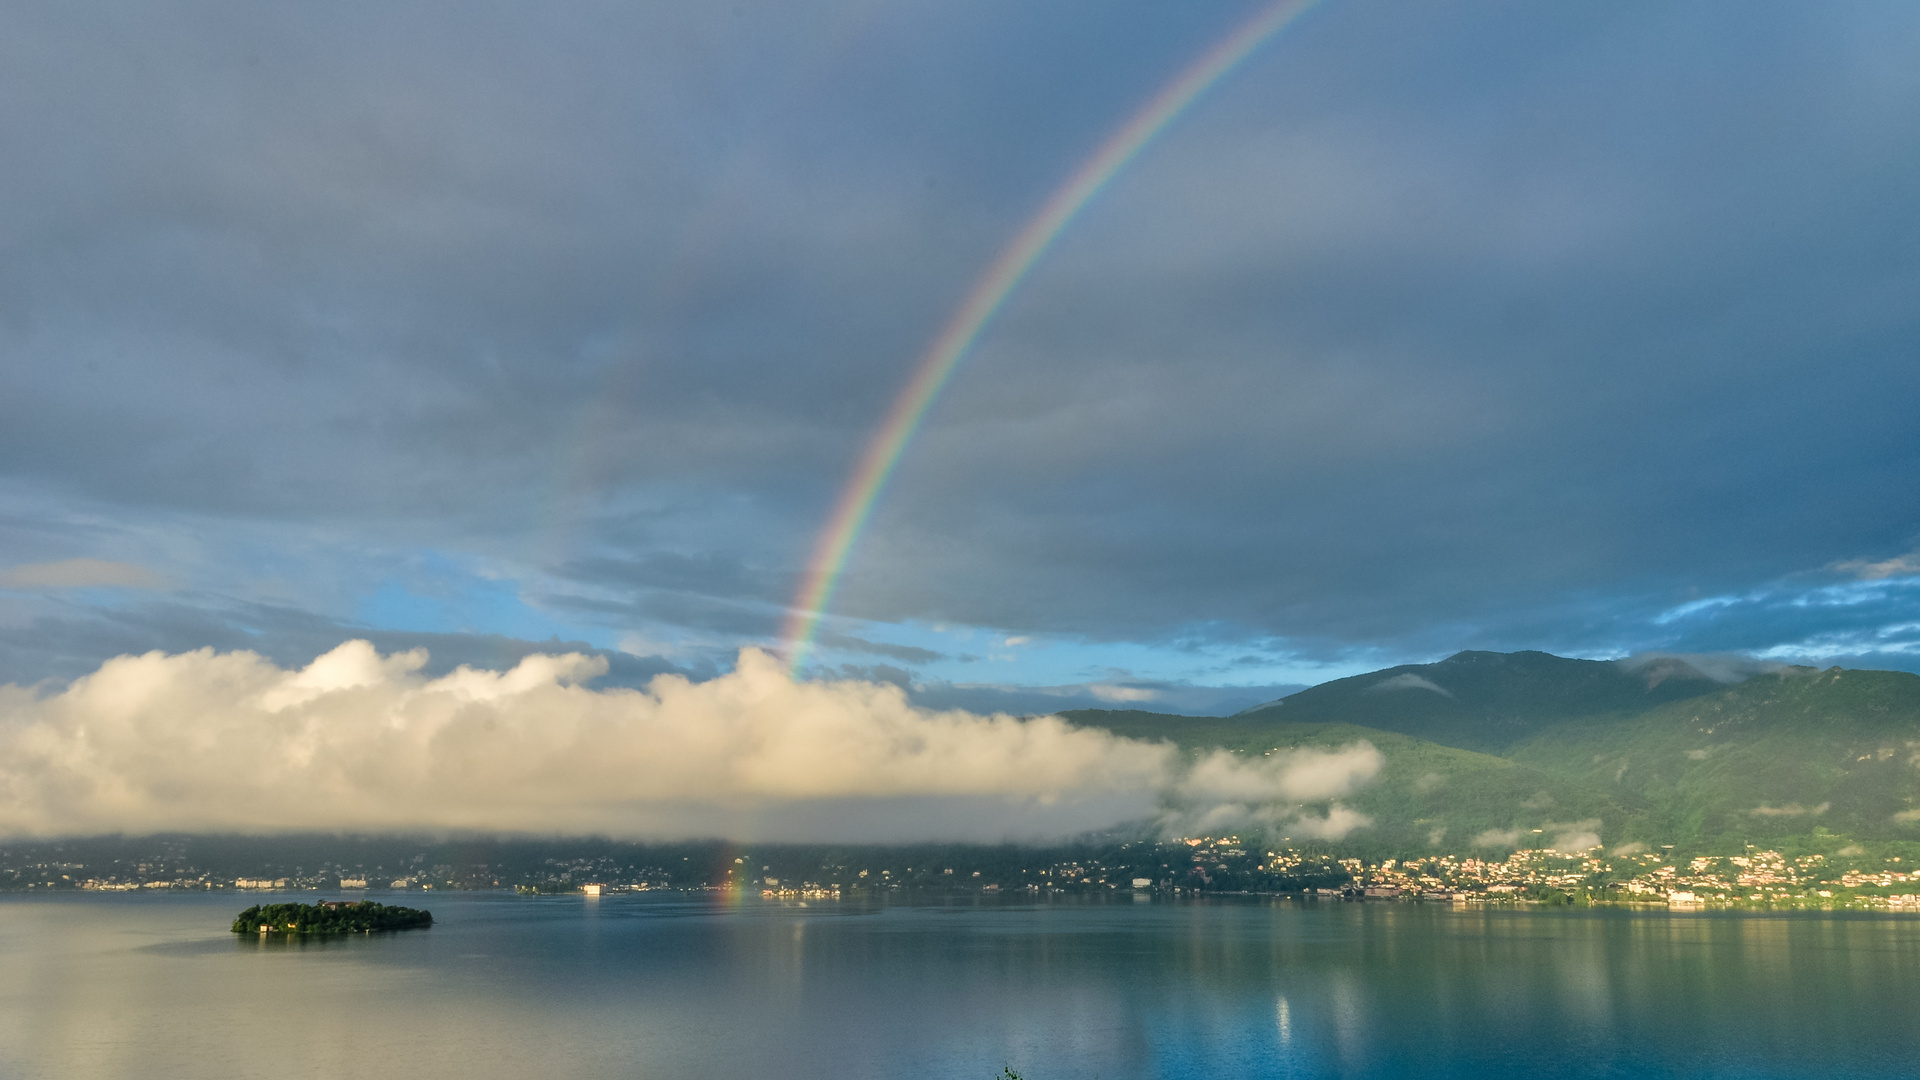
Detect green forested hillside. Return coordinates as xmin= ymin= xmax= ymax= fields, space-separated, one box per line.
xmin=1508 ymin=667 xmax=1920 ymax=846
xmin=1235 ymin=650 xmax=1722 ymax=751
xmin=1059 ymin=657 xmax=1920 ymax=856
xmin=1059 ymin=708 xmax=1644 ymax=855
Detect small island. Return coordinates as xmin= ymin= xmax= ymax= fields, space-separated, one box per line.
xmin=232 ymin=900 xmax=432 ymax=935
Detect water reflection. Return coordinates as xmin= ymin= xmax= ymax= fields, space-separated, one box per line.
xmin=2 ymin=894 xmax=1918 ymax=1079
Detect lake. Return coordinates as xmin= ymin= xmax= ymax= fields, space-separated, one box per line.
xmin=2 ymin=892 xmax=1917 ymax=1079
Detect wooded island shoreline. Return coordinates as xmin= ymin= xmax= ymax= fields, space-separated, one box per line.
xmin=232 ymin=900 xmax=432 ymax=935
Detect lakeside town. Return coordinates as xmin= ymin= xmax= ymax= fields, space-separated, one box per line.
xmin=5 ymin=834 xmax=1919 ymax=911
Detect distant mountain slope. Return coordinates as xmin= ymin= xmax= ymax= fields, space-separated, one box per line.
xmin=1058 ymin=708 xmax=1644 ymax=855
xmin=1059 ymin=658 xmax=1920 ymax=855
xmin=1236 ymin=650 xmax=1725 ymax=752
xmin=1508 ymin=667 xmax=1920 ymax=846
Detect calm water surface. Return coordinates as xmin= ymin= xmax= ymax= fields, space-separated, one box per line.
xmin=2 ymin=892 xmax=1917 ymax=1079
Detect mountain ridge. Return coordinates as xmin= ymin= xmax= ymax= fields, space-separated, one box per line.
xmin=1234 ymin=649 xmax=1732 ymax=752
xmin=1056 ymin=651 xmax=1920 ymax=856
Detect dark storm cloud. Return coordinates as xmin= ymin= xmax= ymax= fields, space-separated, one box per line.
xmin=823 ymin=1 xmax=1920 ymax=666
xmin=0 ymin=0 xmax=1064 ymax=525
xmin=2 ymin=0 xmax=1917 ymax=680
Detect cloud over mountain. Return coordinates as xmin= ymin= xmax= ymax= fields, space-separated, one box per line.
xmin=0 ymin=642 xmax=1379 ymax=842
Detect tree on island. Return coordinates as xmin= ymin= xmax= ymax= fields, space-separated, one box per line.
xmin=232 ymin=901 xmax=432 ymax=935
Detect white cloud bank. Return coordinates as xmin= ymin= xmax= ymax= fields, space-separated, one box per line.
xmin=1160 ymin=746 xmax=1382 ymax=838
xmin=1367 ymin=673 xmax=1452 ymax=697
xmin=0 ymin=642 xmax=1381 ymax=842
xmin=1470 ymin=819 xmax=1603 ymax=853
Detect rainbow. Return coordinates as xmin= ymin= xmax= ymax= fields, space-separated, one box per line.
xmin=781 ymin=0 xmax=1322 ymax=673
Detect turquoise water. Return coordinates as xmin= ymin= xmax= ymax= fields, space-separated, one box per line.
xmin=3 ymin=892 xmax=1918 ymax=1079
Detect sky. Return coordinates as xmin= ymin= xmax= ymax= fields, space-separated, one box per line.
xmin=4 ymin=0 xmax=1920 ymax=718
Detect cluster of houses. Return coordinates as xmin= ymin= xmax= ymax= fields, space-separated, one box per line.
xmin=1333 ymin=846 xmax=1920 ymax=910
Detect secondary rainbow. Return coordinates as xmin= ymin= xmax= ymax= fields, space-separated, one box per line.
xmin=782 ymin=0 xmax=1322 ymax=672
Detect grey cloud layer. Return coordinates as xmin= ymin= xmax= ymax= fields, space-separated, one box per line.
xmin=832 ymin=2 xmax=1920 ymax=656
xmin=2 ymin=0 xmax=1917 ymax=674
